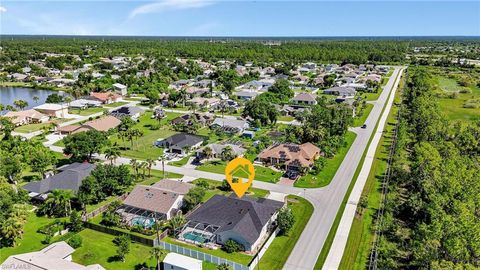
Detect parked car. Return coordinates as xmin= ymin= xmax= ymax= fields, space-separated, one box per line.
xmin=361 ymin=124 xmax=367 ymax=129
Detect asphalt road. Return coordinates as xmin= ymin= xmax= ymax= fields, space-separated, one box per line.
xmin=44 ymin=67 xmax=403 ymax=270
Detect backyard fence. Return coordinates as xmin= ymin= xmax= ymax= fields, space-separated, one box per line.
xmin=84 ymin=222 xmax=155 ymax=246
xmin=82 ymin=193 xmax=129 ymax=221
xmin=248 ymin=228 xmax=279 ymax=269
xmin=155 ymin=240 xmax=250 ymax=270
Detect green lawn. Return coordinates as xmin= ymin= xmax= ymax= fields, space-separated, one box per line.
xmin=14 ymin=119 xmax=68 ymax=133
xmin=278 ymin=115 xmax=295 ymax=121
xmin=169 ymin=155 xmax=192 ymax=167
xmin=110 ymin=111 xmax=182 ymax=160
xmin=72 ymin=229 xmax=157 ymax=270
xmin=295 ymin=131 xmax=357 ymax=188
xmin=192 ymin=178 xmax=269 ymax=201
xmin=163 ymin=237 xmax=253 ymax=265
xmin=258 ymin=196 xmax=314 ymax=269
xmin=435 ymin=76 xmax=480 ymax=121
xmin=353 ymin=103 xmax=374 ymax=127
xmin=69 ymin=107 xmax=105 ymax=116
xmin=103 ymin=101 xmax=129 ymax=108
xmin=0 ymin=212 xmax=67 ymax=263
xmin=196 ymin=160 xmax=282 ymax=183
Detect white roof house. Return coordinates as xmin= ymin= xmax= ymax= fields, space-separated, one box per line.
xmin=162 ymin=253 xmax=202 ymax=270
xmin=34 ymin=103 xmax=69 ymax=118
xmin=112 ymin=83 xmax=128 ymax=96
xmin=1 ymin=241 xmax=105 ymax=270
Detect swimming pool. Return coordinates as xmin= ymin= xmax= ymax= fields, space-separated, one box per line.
xmin=131 ymin=217 xmax=155 ymax=228
xmin=183 ymin=231 xmax=207 ymax=244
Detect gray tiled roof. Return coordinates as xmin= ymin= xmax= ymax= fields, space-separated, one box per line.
xmin=187 ymin=195 xmax=284 ymax=245
xmin=163 ymin=133 xmax=204 ymax=149
xmin=22 ymin=163 xmax=96 ymax=194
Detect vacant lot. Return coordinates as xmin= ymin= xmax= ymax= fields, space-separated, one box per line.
xmin=72 ymin=229 xmax=157 ymax=270
xmin=435 ymin=76 xmax=480 ymax=121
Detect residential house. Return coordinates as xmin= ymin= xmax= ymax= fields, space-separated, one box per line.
xmin=343 ymin=83 xmax=368 ymax=91
xmin=155 ymin=133 xmax=205 ymax=155
xmin=34 ymin=103 xmax=69 ymax=118
xmin=22 ymin=162 xmax=96 ymax=200
xmin=119 ymin=182 xmax=192 ymax=222
xmin=291 ymin=93 xmax=317 ymax=106
xmin=188 ymin=97 xmax=220 ymax=110
xmin=196 ymin=143 xmax=246 ymax=160
xmin=112 ymin=83 xmax=128 ymax=96
xmin=323 ymin=86 xmax=357 ymax=97
xmin=257 ymin=142 xmax=321 ymax=173
xmin=9 ymin=73 xmax=28 ymax=82
xmin=171 ymin=113 xmax=214 ymax=128
xmin=89 ymin=91 xmax=122 ymax=104
xmin=1 ymin=241 xmax=105 ymax=270
xmin=111 ymin=106 xmax=144 ymax=120
xmin=234 ymin=90 xmax=261 ymax=100
xmin=162 ymin=253 xmax=202 ymax=270
xmin=210 ymin=118 xmax=250 ymax=134
xmin=179 ymin=195 xmax=284 ymax=252
xmin=69 ymin=99 xmax=102 ymax=109
xmin=4 ymin=109 xmax=49 ymax=126
xmin=56 ymin=115 xmax=121 ymax=135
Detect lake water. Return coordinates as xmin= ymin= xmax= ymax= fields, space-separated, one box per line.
xmin=0 ymin=86 xmax=60 ymax=114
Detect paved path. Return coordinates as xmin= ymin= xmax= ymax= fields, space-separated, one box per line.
xmin=43 ymin=68 xmax=403 ymax=270
xmin=322 ymin=68 xmax=403 ymax=270
xmin=283 ymin=67 xmax=403 ymax=270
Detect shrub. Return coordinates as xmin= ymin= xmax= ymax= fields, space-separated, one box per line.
xmin=195 ymin=179 xmax=210 ymax=189
xmin=223 ymin=239 xmax=244 ymax=253
xmin=277 ymin=207 xmax=295 ymax=235
xmin=68 ymin=234 xmax=83 ymax=248
xmin=459 ymin=88 xmax=472 ymax=94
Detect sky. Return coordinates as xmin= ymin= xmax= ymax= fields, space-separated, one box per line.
xmin=0 ymin=0 xmax=479 ymax=37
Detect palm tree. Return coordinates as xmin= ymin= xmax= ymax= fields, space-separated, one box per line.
xmin=105 ymin=147 xmax=121 ymax=164
xmin=146 ymin=159 xmax=155 ymax=177
xmin=46 ymin=190 xmax=73 ymax=217
xmin=130 ymin=159 xmax=139 ymax=178
xmin=168 ymin=213 xmax=186 ymax=236
xmin=189 ymin=102 xmax=198 ymax=114
xmin=5 ymin=105 xmax=16 ymax=112
xmin=139 ymin=161 xmax=147 ymax=178
xmin=158 ymin=156 xmax=166 ymax=179
xmin=179 ymin=88 xmax=187 ymax=107
xmin=64 ymin=96 xmax=73 ymax=108
xmin=0 ymin=104 xmax=4 ymax=112
xmin=33 ymin=96 xmax=40 ymax=103
xmin=202 ymin=146 xmax=213 ymax=160
xmin=13 ymin=99 xmax=28 ymax=111
xmin=150 ymin=247 xmax=166 ymax=270
xmin=221 ymin=146 xmax=234 ymax=161
xmin=1 ymin=217 xmax=24 ymax=247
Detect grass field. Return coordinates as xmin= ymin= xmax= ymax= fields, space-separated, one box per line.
xmin=69 ymin=107 xmax=105 ymax=116
xmin=168 ymin=154 xmax=192 ymax=167
xmin=295 ymin=131 xmax=357 ymax=188
xmin=72 ymin=229 xmax=157 ymax=270
xmin=435 ymin=76 xmax=480 ymax=121
xmin=196 ymin=160 xmax=282 ymax=183
xmin=353 ymin=103 xmax=373 ymax=127
xmin=257 ymin=195 xmax=314 ymax=269
xmin=278 ymin=115 xmax=295 ymax=121
xmin=0 ymin=213 xmax=67 ymax=263
xmin=110 ymin=111 xmax=182 ymax=160
xmin=14 ymin=119 xmax=68 ymax=133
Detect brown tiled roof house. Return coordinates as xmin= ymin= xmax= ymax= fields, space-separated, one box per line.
xmin=257 ymin=142 xmax=321 ymax=172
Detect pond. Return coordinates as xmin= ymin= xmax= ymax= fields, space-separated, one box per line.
xmin=0 ymin=86 xmax=61 ymax=114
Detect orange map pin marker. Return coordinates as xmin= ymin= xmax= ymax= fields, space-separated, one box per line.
xmin=225 ymin=157 xmax=255 ymax=198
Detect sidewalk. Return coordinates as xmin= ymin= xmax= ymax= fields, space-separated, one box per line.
xmin=322 ymin=68 xmax=404 ymax=270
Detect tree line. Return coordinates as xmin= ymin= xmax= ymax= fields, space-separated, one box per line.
xmin=376 ymin=67 xmax=480 ymax=269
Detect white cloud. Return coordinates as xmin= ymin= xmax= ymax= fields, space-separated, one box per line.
xmin=0 ymin=6 xmax=7 ymax=13
xmin=129 ymin=0 xmax=214 ymax=19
